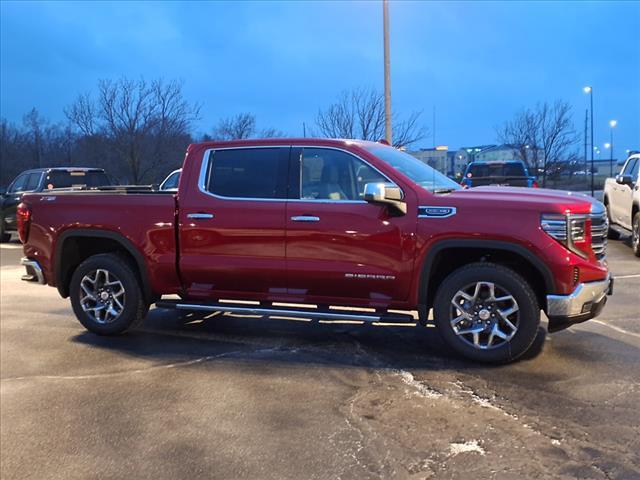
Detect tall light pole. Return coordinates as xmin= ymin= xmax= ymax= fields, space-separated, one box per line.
xmin=383 ymin=0 xmax=392 ymax=145
xmin=609 ymin=119 xmax=617 ymax=176
xmin=584 ymin=86 xmax=594 ymax=195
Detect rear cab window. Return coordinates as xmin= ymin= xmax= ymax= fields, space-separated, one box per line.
xmin=43 ymin=170 xmax=110 ymax=190
xmin=467 ymin=162 xmax=527 ymax=177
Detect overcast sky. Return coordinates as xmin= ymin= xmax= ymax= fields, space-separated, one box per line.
xmin=1 ymin=0 xmax=639 ymax=156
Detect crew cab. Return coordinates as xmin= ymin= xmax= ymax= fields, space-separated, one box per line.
xmin=461 ymin=160 xmax=537 ymax=188
xmin=603 ymin=153 xmax=640 ymax=256
xmin=17 ymin=139 xmax=612 ymax=363
xmin=1 ymin=167 xmax=111 ymax=242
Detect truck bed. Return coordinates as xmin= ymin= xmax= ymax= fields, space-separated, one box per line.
xmin=21 ymin=191 xmax=180 ymax=296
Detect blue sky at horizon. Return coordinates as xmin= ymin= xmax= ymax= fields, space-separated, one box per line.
xmin=1 ymin=0 xmax=639 ymax=157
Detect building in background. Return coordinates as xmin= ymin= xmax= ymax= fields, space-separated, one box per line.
xmin=409 ymin=146 xmax=470 ymax=178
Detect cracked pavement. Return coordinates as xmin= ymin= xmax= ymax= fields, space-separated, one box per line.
xmin=1 ymin=238 xmax=639 ymax=479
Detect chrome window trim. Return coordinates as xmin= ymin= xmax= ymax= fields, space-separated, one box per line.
xmin=197 ymin=144 xmax=401 ymax=204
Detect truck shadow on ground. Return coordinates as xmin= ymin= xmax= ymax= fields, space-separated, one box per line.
xmin=71 ymin=307 xmax=548 ymax=371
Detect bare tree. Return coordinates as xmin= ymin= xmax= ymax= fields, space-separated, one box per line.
xmin=211 ymin=113 xmax=256 ymax=140
xmin=23 ymin=108 xmax=45 ymax=168
xmin=497 ymin=100 xmax=579 ymax=186
xmin=66 ymin=77 xmax=200 ymax=183
xmin=315 ymin=88 xmax=426 ymax=148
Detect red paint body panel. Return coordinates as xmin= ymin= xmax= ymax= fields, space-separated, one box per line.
xmin=21 ymin=193 xmax=180 ymax=295
xmin=21 ymin=138 xmax=608 ymax=311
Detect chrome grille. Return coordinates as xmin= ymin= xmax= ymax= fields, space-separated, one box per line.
xmin=590 ymin=211 xmax=608 ymax=260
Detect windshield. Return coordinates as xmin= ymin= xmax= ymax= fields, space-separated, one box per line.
xmin=44 ymin=170 xmax=110 ymax=189
xmin=467 ymin=162 xmax=527 ymax=177
xmin=363 ymin=144 xmax=461 ymax=192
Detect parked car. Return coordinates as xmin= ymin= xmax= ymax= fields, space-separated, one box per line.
xmin=603 ymin=153 xmax=640 ymax=256
xmin=461 ymin=160 xmax=538 ymax=188
xmin=17 ymin=139 xmax=612 ymax=363
xmin=159 ymin=168 xmax=181 ymax=191
xmin=1 ymin=167 xmax=111 ymax=242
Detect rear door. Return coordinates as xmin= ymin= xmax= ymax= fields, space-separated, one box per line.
xmin=178 ymin=146 xmax=290 ymax=300
xmin=285 ymin=147 xmax=417 ymax=306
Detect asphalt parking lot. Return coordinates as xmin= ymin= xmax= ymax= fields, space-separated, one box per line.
xmin=1 ymin=236 xmax=639 ymax=480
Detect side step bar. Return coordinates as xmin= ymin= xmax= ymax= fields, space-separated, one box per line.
xmin=155 ymin=300 xmax=416 ymax=323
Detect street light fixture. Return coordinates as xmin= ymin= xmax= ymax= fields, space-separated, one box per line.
xmin=583 ymin=86 xmax=594 ymax=195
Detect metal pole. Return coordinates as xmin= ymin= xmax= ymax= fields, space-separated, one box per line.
xmin=383 ymin=0 xmax=392 ymax=145
xmin=584 ymin=109 xmax=588 ymax=181
xmin=610 ymin=127 xmax=614 ymax=177
xmin=590 ymin=89 xmax=594 ymax=196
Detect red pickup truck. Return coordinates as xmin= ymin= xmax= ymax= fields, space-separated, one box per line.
xmin=17 ymin=139 xmax=612 ymax=363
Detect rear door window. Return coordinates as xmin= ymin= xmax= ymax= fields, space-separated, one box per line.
xmin=206 ymin=147 xmax=289 ymax=199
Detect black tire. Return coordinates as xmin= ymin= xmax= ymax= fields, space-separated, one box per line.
xmin=69 ymin=253 xmax=148 ymax=335
xmin=0 ymin=221 xmax=10 ymax=243
xmin=632 ymin=212 xmax=640 ymax=257
xmin=605 ymin=201 xmax=620 ymax=240
xmin=433 ymin=262 xmax=540 ymax=364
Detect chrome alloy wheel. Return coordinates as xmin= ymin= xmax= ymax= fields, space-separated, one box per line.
xmin=450 ymin=281 xmax=519 ymax=350
xmin=79 ymin=269 xmax=126 ymax=324
xmin=633 ymin=215 xmax=639 ymax=252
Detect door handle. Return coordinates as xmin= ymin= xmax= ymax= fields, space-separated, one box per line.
xmin=187 ymin=213 xmax=214 ymax=220
xmin=291 ymin=215 xmax=320 ymax=222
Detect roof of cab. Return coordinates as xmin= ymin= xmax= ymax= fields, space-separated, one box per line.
xmin=188 ymin=138 xmax=383 ymax=151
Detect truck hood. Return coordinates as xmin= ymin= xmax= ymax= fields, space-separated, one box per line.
xmin=432 ymin=186 xmax=599 ymax=214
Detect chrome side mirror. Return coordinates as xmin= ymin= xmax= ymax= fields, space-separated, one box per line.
xmin=616 ymin=174 xmax=634 ymax=187
xmin=363 ymin=182 xmax=406 ymax=215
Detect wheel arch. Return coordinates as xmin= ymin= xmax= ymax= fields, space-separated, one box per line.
xmin=418 ymin=239 xmax=555 ymax=314
xmin=54 ymin=229 xmax=153 ymax=303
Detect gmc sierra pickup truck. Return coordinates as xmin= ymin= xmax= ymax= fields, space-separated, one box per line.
xmin=17 ymin=139 xmax=612 ymax=363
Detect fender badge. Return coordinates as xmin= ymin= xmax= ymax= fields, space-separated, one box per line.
xmin=418 ymin=206 xmax=457 ymax=218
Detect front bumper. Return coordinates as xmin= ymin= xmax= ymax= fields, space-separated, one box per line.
xmin=546 ymin=274 xmax=613 ymax=333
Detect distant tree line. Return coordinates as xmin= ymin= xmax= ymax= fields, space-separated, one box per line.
xmin=1 ymin=78 xmax=432 ymax=187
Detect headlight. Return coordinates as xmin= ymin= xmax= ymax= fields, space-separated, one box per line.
xmin=541 ymin=213 xmax=590 ymax=258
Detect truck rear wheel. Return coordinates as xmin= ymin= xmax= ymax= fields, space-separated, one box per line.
xmin=433 ymin=262 xmax=540 ymax=364
xmin=69 ymin=253 xmax=147 ymax=335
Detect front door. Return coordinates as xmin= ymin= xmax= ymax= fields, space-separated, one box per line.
xmin=179 ymin=146 xmax=291 ymax=300
xmin=285 ymin=147 xmax=417 ymax=307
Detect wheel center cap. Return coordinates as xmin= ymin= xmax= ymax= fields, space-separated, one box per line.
xmin=478 ymin=309 xmax=491 ymax=321
xmin=100 ymin=291 xmax=110 ymax=301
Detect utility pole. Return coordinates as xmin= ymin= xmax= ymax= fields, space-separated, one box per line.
xmin=584 ymin=86 xmax=594 ymax=196
xmin=584 ymin=109 xmax=588 ymax=185
xmin=383 ymin=0 xmax=392 ymax=145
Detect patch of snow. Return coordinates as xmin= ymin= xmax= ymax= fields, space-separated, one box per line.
xmin=395 ymin=370 xmax=442 ymax=399
xmin=449 ymin=440 xmax=485 ymax=456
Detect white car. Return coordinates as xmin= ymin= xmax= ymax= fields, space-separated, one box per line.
xmin=603 ymin=153 xmax=639 ymax=256
xmin=159 ymin=168 xmax=181 ymax=192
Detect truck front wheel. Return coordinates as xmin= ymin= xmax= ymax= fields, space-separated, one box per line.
xmin=69 ymin=253 xmax=148 ymax=335
xmin=433 ymin=263 xmax=540 ymax=363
